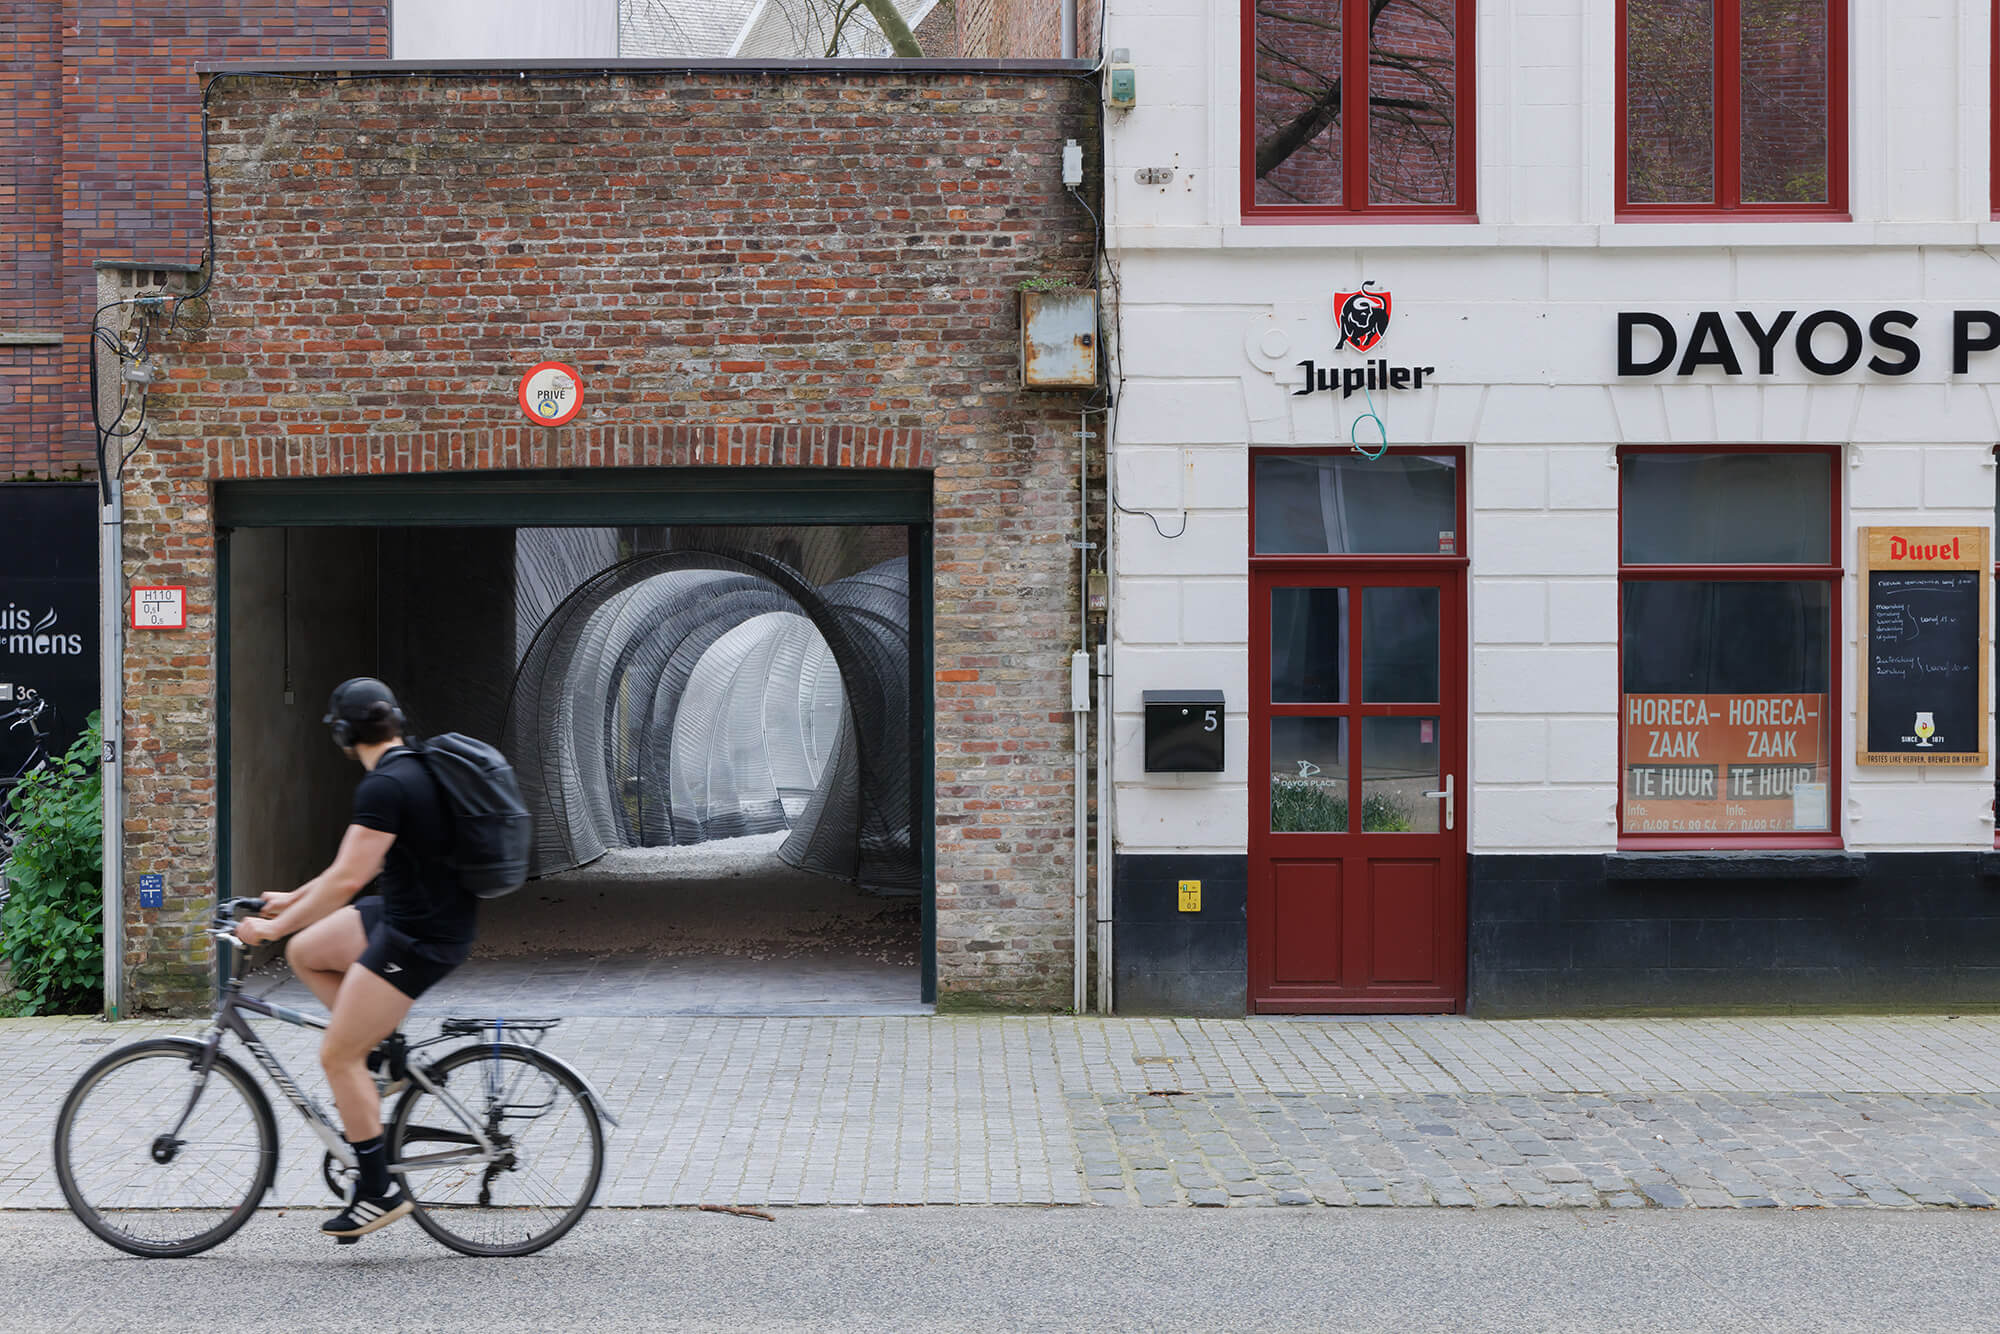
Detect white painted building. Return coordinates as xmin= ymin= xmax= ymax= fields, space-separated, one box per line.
xmin=1099 ymin=0 xmax=2000 ymax=1015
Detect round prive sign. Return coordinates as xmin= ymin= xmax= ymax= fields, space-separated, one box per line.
xmin=518 ymin=361 xmax=584 ymax=427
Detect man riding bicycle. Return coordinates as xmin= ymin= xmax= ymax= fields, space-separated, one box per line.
xmin=233 ymin=678 xmax=478 ymax=1239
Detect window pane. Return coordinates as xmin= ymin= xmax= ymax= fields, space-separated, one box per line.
xmin=1271 ymin=586 xmax=1348 ymax=703
xmin=1254 ymin=0 xmax=1344 ymax=206
xmin=1622 ymin=581 xmax=1831 ymax=693
xmin=1367 ymin=0 xmax=1458 ymax=206
xmin=1362 ymin=586 xmax=1439 ymax=702
xmin=1360 ymin=716 xmax=1440 ymax=833
xmin=1621 ymin=580 xmax=1833 ymax=835
xmin=1626 ymin=0 xmax=1716 ymax=204
xmin=1739 ymin=0 xmax=1829 ymax=205
xmin=1271 ymin=717 xmax=1349 ymax=831
xmin=1621 ymin=452 xmax=1831 ymax=564
xmin=1255 ymin=454 xmax=1458 ymax=554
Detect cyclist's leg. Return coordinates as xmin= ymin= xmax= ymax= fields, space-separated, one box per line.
xmin=320 ymin=960 xmax=419 ymax=1234
xmin=321 ymin=963 xmax=415 ymax=1141
xmin=285 ymin=902 xmax=370 ymax=1009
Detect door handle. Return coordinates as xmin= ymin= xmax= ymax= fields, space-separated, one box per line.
xmin=1421 ymin=774 xmax=1455 ymax=831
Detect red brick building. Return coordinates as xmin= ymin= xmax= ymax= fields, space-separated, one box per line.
xmin=120 ymin=64 xmax=1102 ymax=1012
xmin=0 ymin=2 xmax=389 ymax=479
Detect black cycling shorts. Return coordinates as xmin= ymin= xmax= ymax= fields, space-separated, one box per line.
xmin=354 ymin=896 xmax=471 ymax=1001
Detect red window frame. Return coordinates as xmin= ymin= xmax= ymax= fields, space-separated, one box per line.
xmin=1616 ymin=445 xmax=1845 ymax=850
xmin=1241 ymin=0 xmax=1479 ymax=224
xmin=1616 ymin=0 xmax=1849 ymax=219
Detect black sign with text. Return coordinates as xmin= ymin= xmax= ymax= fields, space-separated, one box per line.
xmin=0 ymin=485 xmax=99 ymax=799
xmin=1864 ymin=570 xmax=1980 ymax=757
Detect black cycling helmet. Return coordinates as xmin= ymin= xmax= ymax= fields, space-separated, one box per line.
xmin=323 ymin=677 xmax=406 ymax=748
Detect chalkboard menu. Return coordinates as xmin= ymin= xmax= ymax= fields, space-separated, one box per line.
xmin=1858 ymin=528 xmax=1989 ymax=765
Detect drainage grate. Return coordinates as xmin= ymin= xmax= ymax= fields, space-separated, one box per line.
xmin=78 ymin=1038 xmax=113 ymax=1046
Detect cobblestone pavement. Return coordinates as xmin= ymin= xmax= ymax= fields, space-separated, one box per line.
xmin=6 ymin=1013 xmax=2000 ymax=1211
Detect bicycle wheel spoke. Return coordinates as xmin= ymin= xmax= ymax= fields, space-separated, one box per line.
xmin=394 ymin=1046 xmax=603 ymax=1256
xmin=56 ymin=1043 xmax=274 ymax=1256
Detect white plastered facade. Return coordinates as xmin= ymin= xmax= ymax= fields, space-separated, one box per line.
xmin=1104 ymin=0 xmax=2000 ymax=858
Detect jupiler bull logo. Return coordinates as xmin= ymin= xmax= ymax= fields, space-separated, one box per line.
xmin=1333 ymin=283 xmax=1393 ymax=353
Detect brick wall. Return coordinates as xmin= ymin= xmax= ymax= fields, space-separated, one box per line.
xmin=0 ymin=3 xmax=68 ymax=473
xmin=0 ymin=2 xmax=386 ymax=481
xmin=126 ymin=69 xmax=1102 ymax=1012
xmin=960 ymin=0 xmax=1074 ymax=59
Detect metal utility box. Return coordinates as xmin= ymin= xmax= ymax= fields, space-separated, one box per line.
xmin=1144 ymin=690 xmax=1225 ymax=772
xmin=1020 ymin=289 xmax=1099 ymax=389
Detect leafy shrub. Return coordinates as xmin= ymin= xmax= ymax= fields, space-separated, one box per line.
xmin=1271 ymin=778 xmax=1344 ymax=832
xmin=1 ymin=715 xmax=103 ymax=1015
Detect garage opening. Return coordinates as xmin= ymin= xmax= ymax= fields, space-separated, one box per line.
xmin=217 ymin=472 xmax=933 ymax=1015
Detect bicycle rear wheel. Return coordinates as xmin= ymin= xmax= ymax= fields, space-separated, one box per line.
xmin=54 ymin=1038 xmax=278 ymax=1258
xmin=391 ymin=1042 xmax=604 ymax=1257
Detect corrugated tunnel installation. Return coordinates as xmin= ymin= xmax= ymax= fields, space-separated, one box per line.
xmin=505 ymin=528 xmax=916 ymax=894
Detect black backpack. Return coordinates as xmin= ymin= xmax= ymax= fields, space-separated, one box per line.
xmin=410 ymin=734 xmax=532 ymax=899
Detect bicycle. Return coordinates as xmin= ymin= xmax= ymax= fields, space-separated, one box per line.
xmin=53 ymin=897 xmax=618 ymax=1258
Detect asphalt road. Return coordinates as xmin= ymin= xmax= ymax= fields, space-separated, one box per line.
xmin=1 ymin=1207 xmax=1994 ymax=1332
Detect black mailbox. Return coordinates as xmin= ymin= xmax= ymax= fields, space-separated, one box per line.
xmin=1144 ymin=690 xmax=1225 ymax=772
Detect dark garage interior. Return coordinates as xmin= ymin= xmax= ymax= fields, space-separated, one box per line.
xmin=222 ymin=516 xmax=926 ymax=1015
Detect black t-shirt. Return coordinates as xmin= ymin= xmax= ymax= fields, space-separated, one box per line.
xmin=350 ymin=748 xmax=477 ymax=945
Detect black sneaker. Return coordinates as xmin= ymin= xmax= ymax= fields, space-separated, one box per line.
xmin=321 ymin=1185 xmax=413 ymax=1239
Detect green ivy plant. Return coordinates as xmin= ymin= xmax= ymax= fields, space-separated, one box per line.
xmin=1 ymin=714 xmax=103 ymax=1016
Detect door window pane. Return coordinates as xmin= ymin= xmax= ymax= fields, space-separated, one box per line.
xmin=1270 ymin=717 xmax=1349 ymax=831
xmin=1360 ymin=716 xmax=1440 ymax=833
xmin=1361 ymin=586 xmax=1439 ymax=702
xmin=1627 ymin=0 xmax=1716 ymax=204
xmin=1253 ymin=0 xmax=1344 ymax=207
xmin=1368 ymin=0 xmax=1459 ymax=206
xmin=1271 ymin=587 xmax=1348 ymax=703
xmin=1621 ymin=580 xmax=1832 ymax=835
xmin=1255 ymin=454 xmax=1458 ymax=554
xmin=1621 ymin=452 xmax=1831 ymax=564
xmin=1739 ymin=0 xmax=1829 ymax=204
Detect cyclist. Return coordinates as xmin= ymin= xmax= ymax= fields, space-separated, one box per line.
xmin=233 ymin=678 xmax=478 ymax=1240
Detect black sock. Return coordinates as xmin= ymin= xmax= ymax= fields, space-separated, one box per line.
xmin=350 ymin=1135 xmax=391 ymax=1199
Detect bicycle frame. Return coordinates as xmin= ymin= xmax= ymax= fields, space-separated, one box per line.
xmin=191 ymin=938 xmax=506 ymax=1181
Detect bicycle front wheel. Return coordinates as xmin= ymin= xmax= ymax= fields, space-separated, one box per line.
xmin=54 ymin=1038 xmax=278 ymax=1258
xmin=391 ymin=1042 xmax=604 ymax=1257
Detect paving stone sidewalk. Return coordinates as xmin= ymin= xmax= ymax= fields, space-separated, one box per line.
xmin=4 ymin=1013 xmax=2000 ymax=1211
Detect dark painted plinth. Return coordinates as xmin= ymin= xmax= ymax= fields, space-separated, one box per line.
xmin=1471 ymin=852 xmax=2000 ymax=1017
xmin=1112 ymin=854 xmax=1247 ymax=1017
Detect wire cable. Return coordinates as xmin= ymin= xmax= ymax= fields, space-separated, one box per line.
xmin=1350 ymin=383 xmax=1388 ymax=459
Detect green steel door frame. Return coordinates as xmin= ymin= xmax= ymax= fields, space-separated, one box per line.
xmin=910 ymin=522 xmax=936 ymax=1005
xmin=215 ymin=527 xmax=233 ymax=993
xmin=214 ymin=468 xmax=931 ymax=528
xmin=210 ymin=468 xmax=936 ymax=1005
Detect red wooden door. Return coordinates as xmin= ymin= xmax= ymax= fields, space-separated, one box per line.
xmin=1249 ymin=567 xmax=1467 ymax=1012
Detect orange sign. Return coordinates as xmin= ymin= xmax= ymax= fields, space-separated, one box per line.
xmin=1622 ymin=693 xmax=1831 ymax=834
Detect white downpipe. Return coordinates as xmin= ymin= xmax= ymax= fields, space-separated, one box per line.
xmin=1061 ymin=0 xmax=1077 ymax=58
xmin=99 ymin=490 xmax=124 ymax=1020
xmin=1094 ymin=642 xmax=1112 ymax=1012
xmin=1073 ymin=707 xmax=1088 ymax=1014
